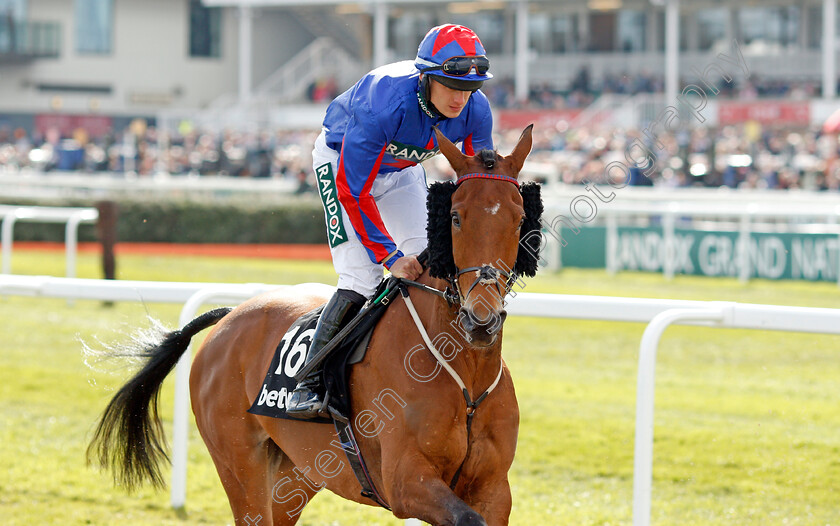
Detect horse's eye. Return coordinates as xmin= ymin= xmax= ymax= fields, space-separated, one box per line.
xmin=451 ymin=212 xmax=461 ymax=228
xmin=517 ymin=217 xmax=525 ymax=230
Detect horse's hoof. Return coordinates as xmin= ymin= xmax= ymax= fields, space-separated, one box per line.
xmin=455 ymin=510 xmax=487 ymax=526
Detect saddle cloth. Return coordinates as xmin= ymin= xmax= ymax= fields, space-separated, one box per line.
xmin=247 ymin=278 xmax=398 ymax=423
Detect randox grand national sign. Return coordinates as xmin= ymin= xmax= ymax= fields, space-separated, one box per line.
xmin=562 ymin=226 xmax=839 ymax=282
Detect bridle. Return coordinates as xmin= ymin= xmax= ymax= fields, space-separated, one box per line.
xmin=403 ymin=171 xmax=522 ymax=307
xmin=403 ymin=170 xmax=523 ymax=309
xmin=447 ymin=171 xmax=521 ymax=306
xmin=451 ymin=264 xmax=514 ymax=306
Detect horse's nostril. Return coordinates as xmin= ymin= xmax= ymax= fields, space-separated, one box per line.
xmin=493 ymin=310 xmax=507 ymax=333
xmin=459 ymin=308 xmax=507 ymax=336
xmin=460 ymin=308 xmax=477 ymax=332
xmin=485 ymin=310 xmax=507 ymax=336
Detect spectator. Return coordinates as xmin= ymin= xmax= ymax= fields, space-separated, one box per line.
xmin=2 ymin=114 xmax=839 ymax=193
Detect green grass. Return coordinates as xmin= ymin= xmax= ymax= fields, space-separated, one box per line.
xmin=1 ymin=251 xmax=838 ymax=525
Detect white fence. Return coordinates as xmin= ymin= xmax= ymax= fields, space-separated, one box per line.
xmin=0 ymin=205 xmax=98 ymax=278
xmin=6 ymin=171 xmax=840 ymax=206
xmin=2 ymin=274 xmax=839 ymax=526
xmin=508 ymin=292 xmax=840 ymax=526
xmin=0 ymin=172 xmax=299 ymax=202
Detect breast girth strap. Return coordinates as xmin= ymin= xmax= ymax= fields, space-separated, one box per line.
xmin=398 ymin=284 xmax=504 ymax=490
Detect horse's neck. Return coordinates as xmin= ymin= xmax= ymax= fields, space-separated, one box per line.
xmin=415 ymin=273 xmax=504 ymax=393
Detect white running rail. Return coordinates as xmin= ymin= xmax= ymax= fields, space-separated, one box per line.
xmin=0 ymin=205 xmax=99 ymax=278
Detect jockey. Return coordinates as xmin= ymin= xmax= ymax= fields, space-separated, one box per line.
xmin=287 ymin=23 xmax=495 ymax=418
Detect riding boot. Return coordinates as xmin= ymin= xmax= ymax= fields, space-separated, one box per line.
xmin=286 ymin=288 xmax=366 ymax=419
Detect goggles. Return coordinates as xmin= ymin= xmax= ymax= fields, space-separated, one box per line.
xmin=423 ymin=55 xmax=490 ymax=77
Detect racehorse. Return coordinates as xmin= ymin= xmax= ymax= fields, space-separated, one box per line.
xmin=88 ymin=125 xmax=542 ymax=526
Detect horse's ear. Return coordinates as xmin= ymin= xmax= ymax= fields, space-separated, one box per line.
xmin=508 ymin=124 xmax=534 ymax=177
xmin=426 ymin=181 xmax=458 ymax=279
xmin=434 ymin=126 xmax=468 ymax=174
xmin=514 ymin=181 xmax=543 ymax=278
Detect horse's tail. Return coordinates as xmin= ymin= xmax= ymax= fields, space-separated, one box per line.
xmin=87 ymin=307 xmax=232 ymax=491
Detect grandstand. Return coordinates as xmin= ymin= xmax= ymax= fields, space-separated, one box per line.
xmin=1 ymin=0 xmax=839 ymax=126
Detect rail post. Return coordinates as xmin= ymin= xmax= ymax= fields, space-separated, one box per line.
xmin=96 ymin=200 xmax=118 ymax=281
xmin=632 ymin=305 xmax=731 ymax=526
xmin=1 ymin=209 xmax=16 ymax=274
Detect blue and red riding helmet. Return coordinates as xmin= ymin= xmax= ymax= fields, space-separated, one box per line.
xmin=415 ymin=24 xmax=493 ymax=92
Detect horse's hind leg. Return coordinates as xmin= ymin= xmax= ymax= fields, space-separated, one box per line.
xmin=269 ymin=454 xmax=323 ymax=525
xmin=194 ymin=379 xmax=313 ymax=526
xmin=202 ymin=433 xmax=280 ymax=525
xmin=204 ymin=432 xmax=318 ymax=526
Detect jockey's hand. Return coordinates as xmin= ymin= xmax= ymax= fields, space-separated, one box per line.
xmin=389 ymin=255 xmax=423 ymax=281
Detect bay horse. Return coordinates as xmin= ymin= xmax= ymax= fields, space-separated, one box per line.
xmin=88 ymin=125 xmax=542 ymax=526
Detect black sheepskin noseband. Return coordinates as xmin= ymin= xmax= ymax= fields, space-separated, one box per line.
xmin=426 ymin=181 xmax=543 ymax=280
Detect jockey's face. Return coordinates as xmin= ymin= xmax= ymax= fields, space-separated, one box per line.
xmin=428 ymin=76 xmax=472 ymax=118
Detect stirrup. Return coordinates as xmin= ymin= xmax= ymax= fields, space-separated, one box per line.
xmin=286 ymin=386 xmax=330 ymax=419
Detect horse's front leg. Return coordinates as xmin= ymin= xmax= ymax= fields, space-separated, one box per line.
xmin=459 ymin=476 xmax=512 ymax=526
xmin=385 ymin=453 xmax=488 ymax=526
xmin=451 ymin=404 xmax=517 ymax=526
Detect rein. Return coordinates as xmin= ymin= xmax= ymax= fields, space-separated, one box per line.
xmin=400 ymin=277 xmax=459 ymax=306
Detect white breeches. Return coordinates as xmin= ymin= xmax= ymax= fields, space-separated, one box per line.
xmin=312 ymin=130 xmax=429 ymax=297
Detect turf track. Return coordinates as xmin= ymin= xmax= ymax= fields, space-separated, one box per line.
xmin=1 ymin=247 xmax=838 ymax=525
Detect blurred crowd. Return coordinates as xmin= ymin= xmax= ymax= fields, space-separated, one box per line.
xmin=492 ymin=123 xmax=840 ymax=191
xmin=487 ymin=69 xmax=820 ymax=110
xmin=3 ymin=120 xmax=838 ymax=192
xmin=3 ymin=70 xmax=840 ymax=192
xmin=0 ymin=123 xmax=321 ymax=193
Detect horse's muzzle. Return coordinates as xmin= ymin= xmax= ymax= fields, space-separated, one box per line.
xmin=459 ymin=307 xmax=507 ymax=347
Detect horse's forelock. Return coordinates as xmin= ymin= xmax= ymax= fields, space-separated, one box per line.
xmin=478 ymin=149 xmax=497 ymax=170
